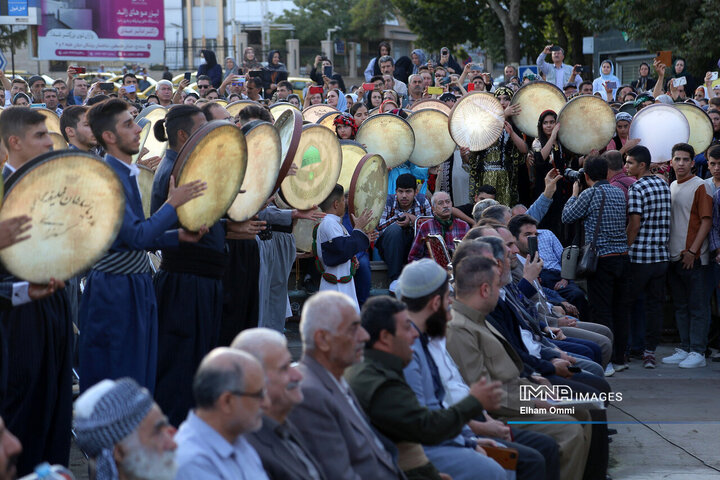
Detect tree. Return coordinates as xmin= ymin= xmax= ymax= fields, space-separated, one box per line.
xmin=0 ymin=25 xmax=27 ymax=58
xmin=566 ymin=0 xmax=720 ymax=77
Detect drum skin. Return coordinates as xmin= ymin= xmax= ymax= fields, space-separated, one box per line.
xmin=408 ymin=98 xmax=452 ymax=115
xmin=338 ymin=141 xmax=367 ymax=191
xmin=136 ymin=165 xmax=154 ymax=219
xmin=273 ymin=109 xmax=304 ymax=192
xmin=173 ymin=121 xmax=248 ymax=231
xmin=408 ymin=109 xmax=456 ymax=167
xmin=557 ymin=96 xmax=616 ymax=155
xmin=510 ymin=82 xmax=567 ymax=138
xmin=355 ymin=113 xmax=415 ymax=169
xmin=302 ymin=104 xmax=338 ymax=123
xmin=629 ymin=104 xmax=689 ymax=163
xmin=227 ymin=122 xmax=282 ymax=222
xmin=348 ymin=154 xmax=389 ymax=232
xmin=280 ymin=124 xmax=342 ymax=210
xmin=449 ymin=92 xmax=504 ymax=152
xmin=135 ymin=104 xmax=168 ymax=160
xmin=269 ymin=102 xmax=300 ymax=122
xmin=675 ymin=103 xmax=713 ymax=155
xmin=0 ymin=151 xmax=125 ymax=283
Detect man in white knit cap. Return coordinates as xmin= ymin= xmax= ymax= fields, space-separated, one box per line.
xmin=74 ymin=378 xmax=178 ymax=480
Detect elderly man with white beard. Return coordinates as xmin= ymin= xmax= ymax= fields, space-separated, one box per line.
xmin=74 ymin=378 xmax=178 ymax=480
xmin=233 ymin=328 xmax=327 ymax=480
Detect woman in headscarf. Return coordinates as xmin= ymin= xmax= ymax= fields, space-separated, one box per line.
xmin=12 ymin=92 xmax=30 ymax=106
xmin=333 ymin=113 xmax=358 ymax=140
xmin=592 ymin=59 xmax=621 ymax=101
xmin=345 ymin=93 xmax=357 ymax=110
xmin=630 ymin=62 xmax=656 ymax=92
xmin=364 ymin=41 xmax=391 ymax=82
xmin=326 ymin=89 xmax=347 ymax=112
xmin=438 ymin=46 xmax=462 ymax=75
xmin=463 ymin=86 xmax=528 ymax=206
xmin=530 ymin=109 xmax=572 ymax=236
xmin=197 ymin=49 xmax=222 ymax=88
xmin=671 ymin=57 xmax=696 ymax=95
xmin=606 ymin=112 xmax=632 ymax=151
xmin=263 ymin=50 xmax=288 ymax=97
xmin=410 ymin=49 xmax=427 ymax=75
xmin=224 ymin=57 xmax=239 ymax=79
xmin=241 ymin=47 xmax=262 ymax=72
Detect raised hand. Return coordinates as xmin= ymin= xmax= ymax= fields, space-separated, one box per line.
xmin=0 ymin=215 xmax=32 ymax=249
xmin=167 ymin=175 xmax=207 ymax=208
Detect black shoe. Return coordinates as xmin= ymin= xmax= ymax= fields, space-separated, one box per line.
xmin=608 ymin=428 xmax=618 ymax=435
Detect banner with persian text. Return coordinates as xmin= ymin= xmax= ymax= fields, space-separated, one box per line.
xmin=37 ymin=0 xmax=164 ymax=62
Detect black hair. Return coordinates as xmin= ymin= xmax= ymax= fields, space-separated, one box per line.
xmin=0 ymin=106 xmax=46 ymax=147
xmin=153 ymin=104 xmax=203 ymax=150
xmin=193 ymin=361 xmax=243 ymax=409
xmin=584 ymin=155 xmax=608 ymax=181
xmin=197 ymin=75 xmax=212 ymax=83
xmin=239 ymin=104 xmax=272 ymax=124
xmin=627 ymin=145 xmax=652 ymax=167
xmin=401 ymin=277 xmax=449 ymax=313
xmin=536 ymin=110 xmax=557 ymax=145
xmin=86 ymin=94 xmax=109 ymax=106
xmin=87 ymin=98 xmax=130 ymax=149
xmin=707 ymin=145 xmax=720 ymax=160
xmin=350 ymin=102 xmax=366 ymax=116
xmin=277 ymin=80 xmax=293 ymax=91
xmin=671 ymin=142 xmax=695 ymax=159
xmin=319 ymin=184 xmax=344 ymax=212
xmin=477 ymin=184 xmax=497 ymax=196
xmin=579 ymin=80 xmax=593 ymax=90
xmin=507 ymin=214 xmax=538 ymax=239
xmin=60 ymin=105 xmax=89 ymax=142
xmin=122 ymin=73 xmax=138 ymax=84
xmin=361 ymin=296 xmax=406 ymax=348
xmin=396 ymin=173 xmax=417 ymax=190
xmin=199 ymin=102 xmax=224 ymax=121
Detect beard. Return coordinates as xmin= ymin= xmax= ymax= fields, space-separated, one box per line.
xmin=117 ymin=138 xmax=140 ymax=156
xmin=120 ymin=441 xmax=177 ymax=480
xmin=425 ymin=298 xmax=449 ymax=339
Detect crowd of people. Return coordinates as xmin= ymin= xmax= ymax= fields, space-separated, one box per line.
xmin=0 ymin=40 xmax=718 ymax=480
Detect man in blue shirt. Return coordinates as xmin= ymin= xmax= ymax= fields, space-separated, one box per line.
xmin=174 ymin=348 xmax=271 ymax=480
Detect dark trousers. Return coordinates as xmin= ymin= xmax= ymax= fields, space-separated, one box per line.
xmin=511 ymin=428 xmax=560 ymax=480
xmin=628 ymin=296 xmax=646 ymax=353
xmin=552 ymin=337 xmax=602 ymax=365
xmin=539 ymin=269 xmax=589 ymax=320
xmin=588 ymin=255 xmax=630 ymax=364
xmin=667 ymin=260 xmax=711 ymax=353
xmin=220 ymin=239 xmax=260 ymax=346
xmin=376 ymin=223 xmax=414 ymax=282
xmin=355 ymin=251 xmax=371 ymax=307
xmin=629 ymin=261 xmax=668 ymax=352
xmin=546 ymin=374 xmax=609 ymax=480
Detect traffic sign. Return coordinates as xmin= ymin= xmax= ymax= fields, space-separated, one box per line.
xmin=0 ymin=51 xmax=6 ymax=72
xmin=519 ymin=65 xmax=538 ymax=78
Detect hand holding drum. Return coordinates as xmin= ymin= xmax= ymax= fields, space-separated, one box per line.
xmin=167 ymin=175 xmax=207 ymax=208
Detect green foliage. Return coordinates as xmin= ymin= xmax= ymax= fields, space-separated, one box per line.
xmin=566 ymin=0 xmax=720 ymax=76
xmin=0 ymin=25 xmax=27 ymax=54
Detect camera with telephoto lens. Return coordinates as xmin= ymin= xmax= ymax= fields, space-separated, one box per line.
xmin=564 ymin=168 xmax=587 ymax=190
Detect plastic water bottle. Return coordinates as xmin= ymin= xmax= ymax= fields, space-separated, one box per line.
xmin=18 ymin=463 xmax=76 ymax=480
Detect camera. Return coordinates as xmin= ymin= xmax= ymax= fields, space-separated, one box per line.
xmin=564 ymin=168 xmax=587 ymax=190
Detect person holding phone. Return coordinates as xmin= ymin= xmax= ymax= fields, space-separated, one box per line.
xmin=671 ymin=57 xmax=696 ymax=96
xmin=536 ymin=44 xmax=582 ymax=91
xmin=592 ymin=59 xmax=621 ymax=101
xmin=310 ymin=56 xmax=346 ymax=93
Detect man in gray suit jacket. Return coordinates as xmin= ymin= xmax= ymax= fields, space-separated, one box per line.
xmin=233 ymin=328 xmax=326 ymax=480
xmin=288 ymin=291 xmax=405 ymax=480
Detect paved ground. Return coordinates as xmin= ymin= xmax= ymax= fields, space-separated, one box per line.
xmin=606 ymin=345 xmax=720 ymax=479
xmin=68 ymin=339 xmax=720 ymax=479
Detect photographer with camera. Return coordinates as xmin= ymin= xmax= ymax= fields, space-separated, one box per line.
xmin=561 ymin=155 xmax=631 ymax=372
xmin=536 ymin=45 xmax=582 ymax=91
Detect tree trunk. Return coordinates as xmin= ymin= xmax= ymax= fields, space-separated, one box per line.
xmin=504 ymin=22 xmax=521 ymax=64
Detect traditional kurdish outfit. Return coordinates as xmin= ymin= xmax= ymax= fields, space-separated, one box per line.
xmin=465 ymin=129 xmax=522 ymax=207
xmin=0 ymin=164 xmax=73 ymax=476
xmin=256 ymin=204 xmax=296 ymax=332
xmin=150 ymin=149 xmax=229 ymax=427
xmin=79 ymin=154 xmax=179 ymax=394
xmin=314 ymin=213 xmax=369 ymax=310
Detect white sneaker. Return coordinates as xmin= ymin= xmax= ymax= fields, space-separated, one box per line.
xmin=662 ymin=348 xmax=689 ymax=364
xmin=604 ymin=364 xmax=615 ymax=377
xmin=678 ymin=352 xmax=706 ymax=369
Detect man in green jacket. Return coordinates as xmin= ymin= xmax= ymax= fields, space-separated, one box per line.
xmin=346 ymin=295 xmax=503 ymax=480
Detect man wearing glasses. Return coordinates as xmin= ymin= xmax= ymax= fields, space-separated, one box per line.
xmin=196 ymin=75 xmax=213 ymax=98
xmin=175 ymin=347 xmax=271 ymax=479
